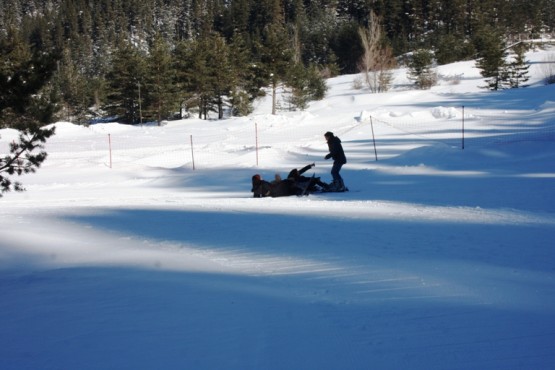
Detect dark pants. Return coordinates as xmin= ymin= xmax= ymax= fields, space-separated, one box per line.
xmin=331 ymin=161 xmax=344 ymax=183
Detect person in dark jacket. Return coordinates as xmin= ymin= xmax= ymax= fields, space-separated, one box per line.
xmin=251 ymin=174 xmax=271 ymax=198
xmin=324 ymin=131 xmax=347 ymax=191
xmin=251 ymin=174 xmax=296 ymax=198
xmin=270 ymin=178 xmax=297 ymax=197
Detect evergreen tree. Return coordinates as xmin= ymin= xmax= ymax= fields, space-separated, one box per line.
xmin=175 ymin=0 xmax=195 ymax=40
xmin=475 ymin=28 xmax=509 ymax=91
xmin=172 ymin=39 xmax=197 ymax=118
xmin=436 ymin=0 xmax=467 ymax=35
xmin=221 ymin=0 xmax=250 ymax=37
xmin=105 ymin=40 xmax=148 ymax=123
xmin=299 ymin=5 xmax=338 ymax=70
xmin=144 ymin=34 xmax=177 ymax=124
xmin=4 ymin=0 xmax=555 ymax=125
xmin=508 ymin=43 xmax=530 ymax=88
xmin=435 ymin=33 xmax=475 ymax=65
xmin=203 ymin=33 xmax=235 ymax=119
xmin=228 ymin=32 xmax=258 ymax=116
xmin=0 ymin=28 xmax=58 ymax=196
xmin=249 ymin=0 xmax=283 ymax=36
xmin=330 ymin=20 xmax=363 ymax=74
xmin=52 ymin=47 xmax=91 ymax=123
xmin=189 ymin=39 xmax=212 ymax=119
xmin=407 ymin=49 xmax=437 ymax=90
xmin=259 ymin=22 xmax=294 ymax=115
xmin=372 ymin=0 xmax=409 ymax=55
xmin=285 ymin=63 xmax=328 ymax=110
xmin=337 ymin=0 xmax=374 ymax=24
xmin=174 ymin=34 xmax=234 ymax=120
xmin=0 ymin=0 xmax=22 ymax=34
xmin=406 ymin=0 xmax=428 ymax=44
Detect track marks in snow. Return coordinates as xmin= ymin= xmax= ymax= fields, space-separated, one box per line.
xmin=197 ymin=246 xmax=463 ymax=305
xmin=174 ymin=198 xmax=555 ymax=227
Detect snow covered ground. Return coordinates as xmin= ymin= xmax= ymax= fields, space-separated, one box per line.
xmin=1 ymin=47 xmax=555 ymax=369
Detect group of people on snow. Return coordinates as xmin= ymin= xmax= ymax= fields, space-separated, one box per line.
xmin=251 ymin=131 xmax=347 ymax=198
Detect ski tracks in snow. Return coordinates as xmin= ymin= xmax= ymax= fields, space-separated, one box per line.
xmin=145 ymin=197 xmax=555 ymax=307
xmin=2 ymin=196 xmax=554 ymax=309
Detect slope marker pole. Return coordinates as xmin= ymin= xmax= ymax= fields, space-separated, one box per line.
xmin=190 ymin=134 xmax=195 ymax=170
xmin=370 ymin=116 xmax=378 ymax=161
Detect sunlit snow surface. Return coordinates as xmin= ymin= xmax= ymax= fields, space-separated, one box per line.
xmin=1 ymin=47 xmax=555 ymax=370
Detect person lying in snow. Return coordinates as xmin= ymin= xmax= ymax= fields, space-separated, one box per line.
xmin=287 ymin=163 xmax=329 ymax=194
xmin=251 ymin=174 xmax=271 ymax=197
xmin=251 ymin=174 xmax=296 ymax=198
xmin=251 ymin=164 xmax=331 ymax=198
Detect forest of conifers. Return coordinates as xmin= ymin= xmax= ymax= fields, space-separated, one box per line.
xmin=1 ymin=0 xmax=554 ymax=124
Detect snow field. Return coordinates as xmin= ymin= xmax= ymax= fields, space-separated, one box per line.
xmin=1 ymin=46 xmax=555 ymax=369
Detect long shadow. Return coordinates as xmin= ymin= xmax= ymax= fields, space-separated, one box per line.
xmin=2 ymin=265 xmax=554 ymax=370
xmin=344 ymin=137 xmax=555 ymax=211
xmin=62 ymin=206 xmax=555 ymax=274
xmin=144 ymin=132 xmax=555 ymax=212
xmin=38 ymin=203 xmax=555 ymax=369
xmin=4 ymin=179 xmax=555 ymax=369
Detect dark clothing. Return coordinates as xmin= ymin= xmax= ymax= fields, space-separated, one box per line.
xmin=325 ymin=136 xmax=347 ymax=165
xmin=270 ymin=179 xmax=296 ymax=197
xmin=331 ymin=161 xmax=344 ymax=183
xmin=287 ymin=164 xmax=313 ymax=181
xmin=251 ymin=176 xmax=272 ymax=198
xmin=287 ymin=164 xmax=328 ymax=194
xmin=252 ymin=175 xmax=296 ymax=198
xmin=325 ymin=134 xmax=347 ymax=184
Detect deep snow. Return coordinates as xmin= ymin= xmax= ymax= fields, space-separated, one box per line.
xmin=1 ymin=47 xmax=555 ymax=370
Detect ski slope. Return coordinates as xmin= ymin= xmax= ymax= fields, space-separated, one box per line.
xmin=1 ymin=47 xmax=555 ymax=369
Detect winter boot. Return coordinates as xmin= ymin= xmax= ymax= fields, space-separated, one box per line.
xmin=338 ymin=179 xmax=346 ymax=192
xmin=328 ymin=180 xmax=338 ymax=191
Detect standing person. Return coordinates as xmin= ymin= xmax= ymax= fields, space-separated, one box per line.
xmin=324 ymin=131 xmax=347 ymax=191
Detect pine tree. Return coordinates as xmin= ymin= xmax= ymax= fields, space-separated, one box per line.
xmin=436 ymin=0 xmax=467 ymax=35
xmin=203 ymin=33 xmax=235 ymax=119
xmin=172 ymin=39 xmax=197 ymax=118
xmin=249 ymin=0 xmax=283 ymax=36
xmin=174 ymin=34 xmax=234 ymax=120
xmin=0 ymin=28 xmax=58 ymax=196
xmin=188 ymin=39 xmax=212 ymax=119
xmin=330 ymin=20 xmax=364 ymax=74
xmin=105 ymin=40 xmax=148 ymax=124
xmin=0 ymin=0 xmax=22 ymax=34
xmin=52 ymin=47 xmax=91 ymax=123
xmin=475 ymin=28 xmax=509 ymax=91
xmin=220 ymin=0 xmax=250 ymax=38
xmin=259 ymin=22 xmax=294 ymax=115
xmin=144 ymin=34 xmax=177 ymax=124
xmin=337 ymin=0 xmax=374 ymax=24
xmin=285 ymin=63 xmax=327 ymax=110
xmin=373 ymin=0 xmax=409 ymax=55
xmin=298 ymin=4 xmax=338 ymax=70
xmin=508 ymin=43 xmax=530 ymax=88
xmin=5 ymin=0 xmax=553 ymax=130
xmin=228 ymin=32 xmax=257 ymax=116
xmin=407 ymin=49 xmax=437 ymax=90
xmin=435 ymin=33 xmax=475 ymax=65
